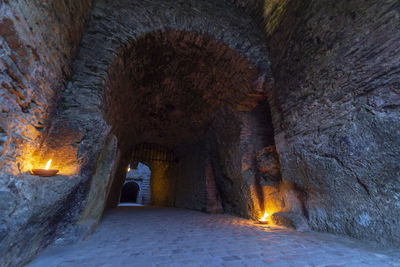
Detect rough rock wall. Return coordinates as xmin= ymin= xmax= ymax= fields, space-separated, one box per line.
xmin=0 ymin=1 xmax=93 ymax=266
xmin=0 ymin=0 xmax=93 ymax=174
xmin=105 ymin=149 xmax=130 ymax=209
xmin=210 ymin=101 xmax=280 ymax=219
xmin=149 ymin=96 xmax=280 ymax=219
xmin=78 ymin=135 xmax=118 ymax=228
xmin=167 ymin=101 xmax=280 ymax=218
xmin=269 ymin=0 xmax=400 ymax=246
xmin=235 ymin=0 xmax=400 ymax=246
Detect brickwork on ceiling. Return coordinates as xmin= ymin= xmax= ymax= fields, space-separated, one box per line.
xmin=105 ymin=30 xmax=265 ymax=150
xmin=30 ymin=0 xmax=272 ymax=177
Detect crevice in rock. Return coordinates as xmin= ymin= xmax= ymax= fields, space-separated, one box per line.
xmin=356 ymin=177 xmax=371 ymax=196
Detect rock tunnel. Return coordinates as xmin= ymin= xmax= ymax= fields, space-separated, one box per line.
xmin=0 ymin=0 xmax=399 ymax=265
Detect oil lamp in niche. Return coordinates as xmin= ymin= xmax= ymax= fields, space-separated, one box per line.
xmin=258 ymin=211 xmax=269 ymax=224
xmin=31 ymin=159 xmax=59 ymax=177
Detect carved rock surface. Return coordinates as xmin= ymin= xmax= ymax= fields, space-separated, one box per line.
xmin=0 ymin=175 xmax=84 ymax=267
xmin=0 ymin=0 xmax=93 ymax=174
xmin=233 ymin=0 xmax=400 ymax=246
xmin=0 ymin=1 xmax=92 ymax=266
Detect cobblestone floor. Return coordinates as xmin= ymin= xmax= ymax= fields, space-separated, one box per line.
xmin=28 ymin=207 xmax=400 ymax=267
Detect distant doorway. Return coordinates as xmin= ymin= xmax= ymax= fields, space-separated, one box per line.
xmin=120 ymin=182 xmax=140 ymax=203
xmin=119 ymin=162 xmax=151 ymax=205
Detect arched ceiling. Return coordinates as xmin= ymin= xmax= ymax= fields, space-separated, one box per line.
xmin=36 ymin=0 xmax=273 ymax=172
xmin=105 ymin=30 xmax=262 ymax=148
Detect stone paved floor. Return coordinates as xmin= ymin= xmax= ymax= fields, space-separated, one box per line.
xmin=28 ymin=207 xmax=400 ymax=267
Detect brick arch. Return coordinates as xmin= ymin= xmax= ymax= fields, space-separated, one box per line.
xmin=28 ymin=0 xmax=273 ymax=176
xmin=30 ymin=0 xmax=276 ymax=229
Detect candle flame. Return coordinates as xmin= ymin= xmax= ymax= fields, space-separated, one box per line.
xmin=45 ymin=159 xmax=52 ymax=170
xmin=260 ymin=211 xmax=269 ymax=222
xmin=127 ymin=167 xmax=131 ymax=172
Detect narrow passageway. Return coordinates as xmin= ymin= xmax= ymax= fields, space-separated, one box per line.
xmin=29 ymin=207 xmax=400 ymax=267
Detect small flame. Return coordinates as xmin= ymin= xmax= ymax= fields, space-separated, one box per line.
xmin=45 ymin=159 xmax=52 ymax=170
xmin=260 ymin=211 xmax=269 ymax=222
xmin=127 ymin=167 xmax=131 ymax=172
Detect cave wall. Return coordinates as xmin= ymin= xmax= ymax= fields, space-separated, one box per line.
xmin=0 ymin=0 xmax=93 ymax=174
xmin=156 ymin=97 xmax=281 ymax=219
xmin=168 ymin=99 xmax=282 ymax=218
xmin=269 ymin=0 xmax=400 ymax=246
xmin=78 ymin=135 xmax=119 ymax=228
xmin=105 ymin=149 xmax=130 ymax=209
xmin=210 ymin=101 xmax=282 ymax=220
xmin=234 ymin=0 xmax=400 ymax=245
xmin=0 ymin=1 xmax=93 ymax=266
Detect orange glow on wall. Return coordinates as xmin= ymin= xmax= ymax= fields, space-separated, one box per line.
xmin=18 ymin=142 xmax=81 ymax=176
xmin=250 ymin=184 xmax=284 ymax=224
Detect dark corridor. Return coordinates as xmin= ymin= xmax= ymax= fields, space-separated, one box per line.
xmin=120 ymin=182 xmax=140 ymax=203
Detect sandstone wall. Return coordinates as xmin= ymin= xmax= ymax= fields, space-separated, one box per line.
xmin=0 ymin=0 xmax=93 ymax=174
xmin=0 ymin=1 xmax=93 ymax=266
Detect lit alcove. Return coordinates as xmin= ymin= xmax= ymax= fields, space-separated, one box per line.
xmin=119 ymin=162 xmax=151 ymax=206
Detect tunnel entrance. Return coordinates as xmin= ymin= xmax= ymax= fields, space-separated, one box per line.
xmin=120 ymin=182 xmax=139 ymax=203
xmin=102 ymin=30 xmax=281 ymax=219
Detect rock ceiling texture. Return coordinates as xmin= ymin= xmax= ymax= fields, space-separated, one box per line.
xmin=0 ymin=0 xmax=399 ymax=266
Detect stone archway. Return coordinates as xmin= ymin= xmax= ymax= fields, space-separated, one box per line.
xmin=28 ymin=0 xmax=278 ymax=232
xmin=102 ymin=30 xmax=280 ymax=215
